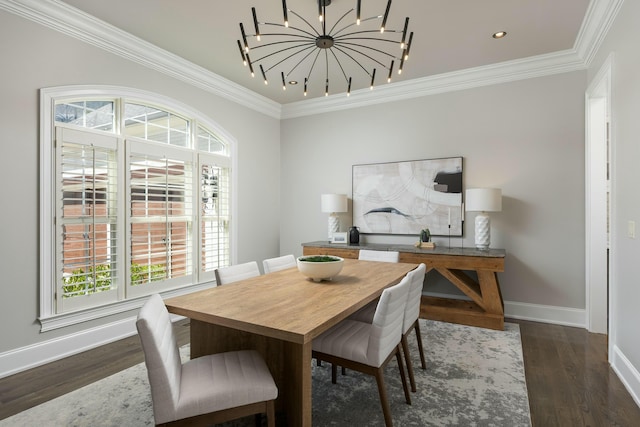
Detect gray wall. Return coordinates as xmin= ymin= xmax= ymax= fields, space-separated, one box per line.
xmin=0 ymin=11 xmax=281 ymax=353
xmin=281 ymin=71 xmax=587 ymax=308
xmin=588 ymin=0 xmax=640 ymax=391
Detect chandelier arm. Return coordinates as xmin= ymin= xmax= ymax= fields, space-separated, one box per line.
xmin=288 ymin=9 xmax=322 ymax=37
xmin=248 ymin=37 xmax=316 ymax=53
xmin=327 ymin=48 xmax=351 ymax=84
xmin=251 ymin=42 xmax=316 ymax=66
xmin=334 ymin=38 xmax=400 ymax=59
xmin=261 ymin=22 xmax=319 ymax=39
xmin=266 ymin=45 xmax=317 ymax=74
xmin=326 ymin=8 xmax=354 ymax=36
xmin=332 ymin=44 xmax=392 ymax=70
xmin=284 ymin=46 xmax=323 ymax=78
xmin=324 ymin=49 xmax=330 ymax=95
xmin=305 ymin=49 xmax=323 ymax=81
xmin=334 ymin=14 xmax=403 ymax=36
xmin=332 ymin=15 xmax=389 ymax=37
xmin=332 ymin=30 xmax=400 ymax=43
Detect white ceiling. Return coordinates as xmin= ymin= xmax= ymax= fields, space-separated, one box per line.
xmin=59 ymin=0 xmax=591 ymax=105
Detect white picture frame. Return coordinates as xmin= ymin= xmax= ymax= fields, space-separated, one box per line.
xmin=330 ymin=232 xmax=348 ymax=244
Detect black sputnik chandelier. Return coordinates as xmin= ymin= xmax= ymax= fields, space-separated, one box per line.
xmin=237 ymin=0 xmax=413 ymax=97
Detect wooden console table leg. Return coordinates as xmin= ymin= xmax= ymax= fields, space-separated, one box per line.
xmin=477 ymin=270 xmax=504 ymax=329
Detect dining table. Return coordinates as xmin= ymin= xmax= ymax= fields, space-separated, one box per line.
xmin=164 ymin=257 xmax=418 ymax=426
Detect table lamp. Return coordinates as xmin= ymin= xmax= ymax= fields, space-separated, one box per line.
xmin=321 ymin=194 xmax=348 ymax=240
xmin=465 ymin=188 xmax=502 ymax=249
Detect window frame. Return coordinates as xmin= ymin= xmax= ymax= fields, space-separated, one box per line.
xmin=40 ymin=86 xmax=238 ymax=331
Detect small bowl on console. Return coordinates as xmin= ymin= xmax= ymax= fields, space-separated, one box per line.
xmin=296 ymin=255 xmax=344 ymax=282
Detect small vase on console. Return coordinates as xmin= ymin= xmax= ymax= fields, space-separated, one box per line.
xmin=349 ymin=226 xmax=360 ymax=245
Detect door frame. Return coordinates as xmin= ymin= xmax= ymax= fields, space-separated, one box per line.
xmin=585 ymin=53 xmax=613 ymax=338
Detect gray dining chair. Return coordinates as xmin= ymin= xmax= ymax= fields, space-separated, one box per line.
xmin=214 ymin=261 xmax=260 ymax=285
xmin=349 ymin=263 xmax=427 ymax=392
xmin=312 ymin=274 xmax=413 ymax=427
xmin=136 ymin=294 xmax=278 ymax=427
xmin=263 ymin=254 xmax=297 ymax=273
xmin=358 ymin=249 xmax=400 ymax=263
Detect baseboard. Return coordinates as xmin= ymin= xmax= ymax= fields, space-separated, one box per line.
xmin=0 ymin=313 xmax=184 ymax=380
xmin=611 ymin=345 xmax=640 ymax=408
xmin=503 ymin=300 xmax=587 ymax=328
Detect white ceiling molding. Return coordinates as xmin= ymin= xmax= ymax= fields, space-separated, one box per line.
xmin=574 ymin=0 xmax=624 ymax=67
xmin=0 ymin=0 xmax=623 ymax=120
xmin=281 ymin=49 xmax=585 ymax=119
xmin=0 ymin=0 xmax=282 ymax=119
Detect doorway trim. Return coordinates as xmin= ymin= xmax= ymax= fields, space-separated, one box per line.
xmin=585 ymin=53 xmax=613 ymax=337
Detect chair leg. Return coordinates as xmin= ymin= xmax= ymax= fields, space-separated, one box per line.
xmin=414 ymin=321 xmax=427 ymax=369
xmin=395 ymin=345 xmax=411 ymax=405
xmin=374 ymin=368 xmax=394 ymax=427
xmin=331 ymin=363 xmax=337 ymax=384
xmin=266 ymin=400 xmax=275 ymax=427
xmin=401 ymin=334 xmax=416 ymax=392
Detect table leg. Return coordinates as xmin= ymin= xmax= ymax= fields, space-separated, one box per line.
xmin=283 ymin=340 xmax=312 ymax=426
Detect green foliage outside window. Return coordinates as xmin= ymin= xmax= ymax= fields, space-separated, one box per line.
xmin=62 ymin=263 xmax=166 ymax=297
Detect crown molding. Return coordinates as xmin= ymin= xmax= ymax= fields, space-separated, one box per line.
xmin=0 ymin=0 xmax=622 ymax=120
xmin=281 ymin=49 xmax=585 ymax=119
xmin=573 ymin=0 xmax=624 ymax=67
xmin=0 ymin=0 xmax=282 ymax=119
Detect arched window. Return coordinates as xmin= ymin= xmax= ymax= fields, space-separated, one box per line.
xmin=40 ymin=87 xmax=235 ymax=329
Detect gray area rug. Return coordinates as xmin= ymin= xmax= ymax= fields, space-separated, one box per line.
xmin=0 ymin=320 xmax=531 ymax=426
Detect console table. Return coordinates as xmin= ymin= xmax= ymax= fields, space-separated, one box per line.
xmin=302 ymin=241 xmax=506 ymax=330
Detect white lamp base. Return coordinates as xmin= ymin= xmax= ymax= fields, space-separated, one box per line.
xmin=327 ymin=213 xmax=339 ymax=240
xmin=474 ymin=213 xmax=491 ymax=250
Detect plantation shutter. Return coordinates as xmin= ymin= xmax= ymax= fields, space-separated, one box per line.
xmin=55 ymin=127 xmax=119 ymax=313
xmin=199 ymin=153 xmax=231 ymax=282
xmin=126 ymin=139 xmax=193 ymax=297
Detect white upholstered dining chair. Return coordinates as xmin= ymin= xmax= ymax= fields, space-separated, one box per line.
xmin=136 ymin=294 xmax=278 ymax=427
xmin=262 ymin=254 xmax=297 ymax=274
xmin=214 ymin=261 xmax=260 ymax=285
xmin=312 ymin=274 xmax=413 ymax=427
xmin=349 ymin=249 xmax=400 ymax=323
xmin=400 ymin=263 xmax=427 ymax=392
xmin=350 ymin=263 xmax=427 ymax=392
xmin=358 ymin=249 xmax=400 ymax=263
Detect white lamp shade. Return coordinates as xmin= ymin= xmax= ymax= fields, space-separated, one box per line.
xmin=465 ymin=188 xmax=502 ymax=212
xmin=321 ymin=194 xmax=348 ymax=213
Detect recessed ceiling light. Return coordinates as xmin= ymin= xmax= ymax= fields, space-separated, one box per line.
xmin=492 ymin=31 xmax=507 ymax=39
xmin=289 ymin=80 xmax=298 ymax=85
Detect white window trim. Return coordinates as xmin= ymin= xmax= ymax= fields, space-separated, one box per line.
xmin=39 ymin=85 xmax=238 ymax=331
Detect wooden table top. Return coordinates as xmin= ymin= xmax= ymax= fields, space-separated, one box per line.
xmin=165 ymin=258 xmax=417 ymax=345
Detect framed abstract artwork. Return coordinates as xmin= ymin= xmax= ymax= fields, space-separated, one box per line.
xmin=352 ymin=157 xmax=463 ymax=236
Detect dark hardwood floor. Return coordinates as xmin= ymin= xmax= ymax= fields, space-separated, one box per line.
xmin=0 ymin=318 xmax=638 ymax=426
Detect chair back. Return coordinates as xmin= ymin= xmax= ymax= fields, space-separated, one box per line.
xmin=136 ymin=294 xmax=181 ymax=422
xmin=358 ymin=249 xmax=400 ymax=263
xmin=263 ymin=254 xmax=296 ymax=274
xmin=403 ymin=263 xmax=426 ymax=334
xmin=367 ymin=274 xmax=412 ymax=366
xmin=215 ymin=261 xmax=260 ymax=285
